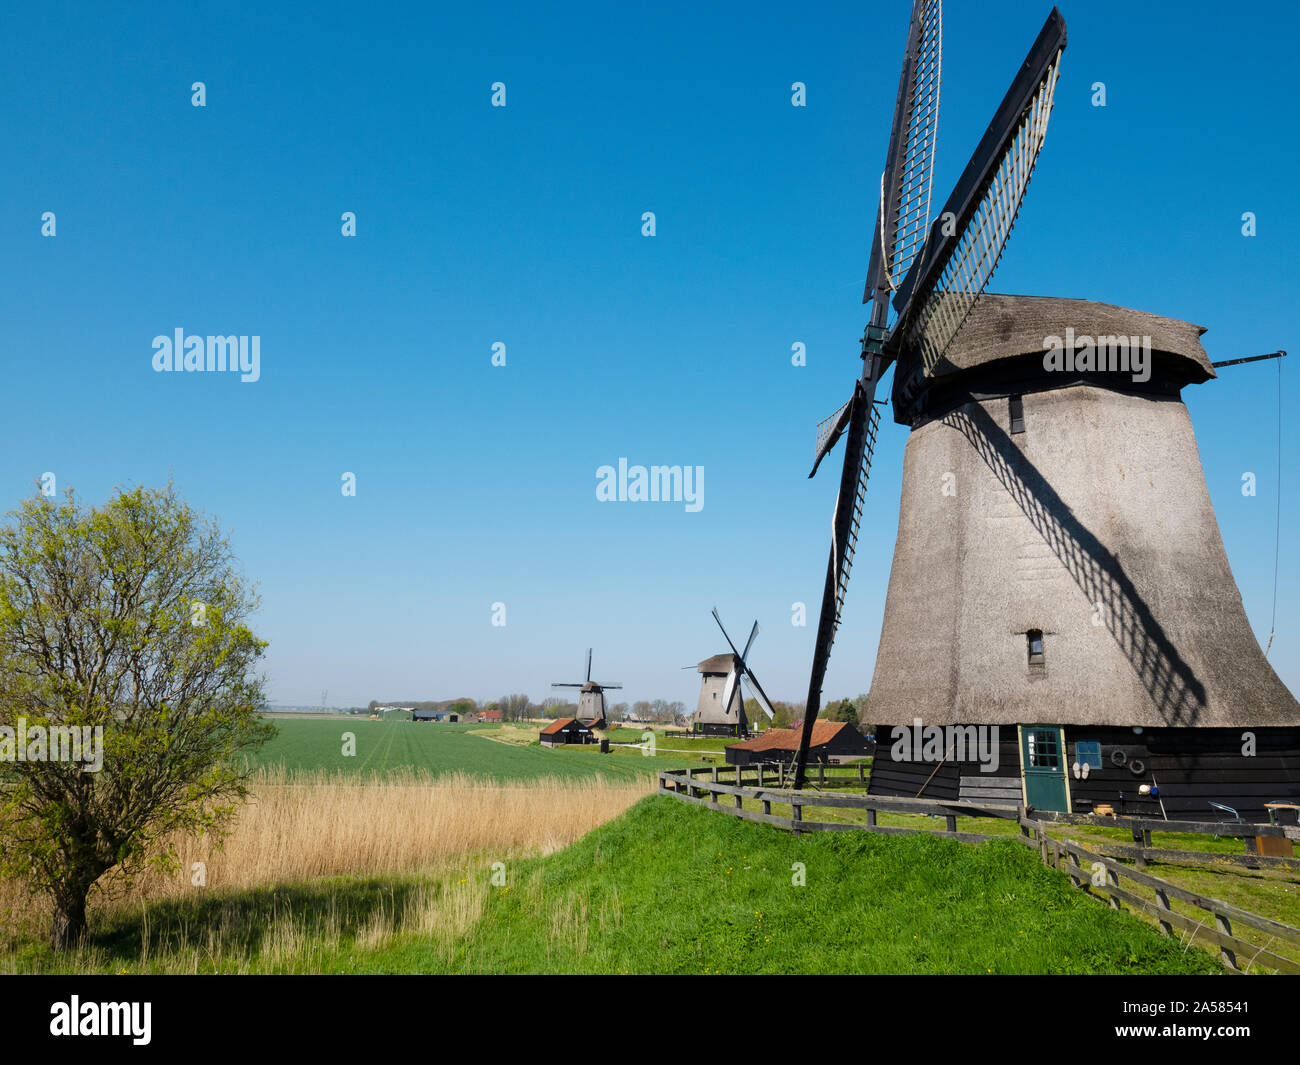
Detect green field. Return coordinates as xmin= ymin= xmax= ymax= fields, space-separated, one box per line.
xmin=604 ymin=727 xmax=736 ymax=759
xmin=37 ymin=797 xmax=1221 ymax=975
xmin=249 ymin=717 xmax=698 ymax=782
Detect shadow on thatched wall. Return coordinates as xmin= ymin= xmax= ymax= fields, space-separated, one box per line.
xmin=944 ymin=402 xmax=1207 ymax=727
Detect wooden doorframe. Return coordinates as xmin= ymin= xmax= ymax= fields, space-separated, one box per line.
xmin=1017 ymin=724 xmax=1072 ymax=813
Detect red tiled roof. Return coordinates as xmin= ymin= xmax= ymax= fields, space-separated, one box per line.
xmin=541 ymin=717 xmax=577 ymax=735
xmin=728 ymin=720 xmax=853 ymax=752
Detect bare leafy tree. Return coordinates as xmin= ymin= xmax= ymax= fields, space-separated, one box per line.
xmin=497 ymin=693 xmax=530 ymax=722
xmin=0 ymin=485 xmax=271 ymax=949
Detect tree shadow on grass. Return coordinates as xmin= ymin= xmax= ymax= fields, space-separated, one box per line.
xmin=90 ymin=876 xmax=433 ymax=965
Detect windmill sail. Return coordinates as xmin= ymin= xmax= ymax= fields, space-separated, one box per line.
xmin=792 ymin=2 xmax=943 ymax=790
xmin=710 ymin=609 xmax=776 ymax=721
xmin=815 ymin=0 xmax=939 ymax=480
xmin=866 ymin=0 xmax=943 ymax=320
xmin=810 ymin=394 xmax=855 ymax=477
xmin=892 ymin=7 xmax=1066 ymax=399
xmin=797 ymin=382 xmax=881 ymax=775
xmin=741 ymin=669 xmax=777 ymax=720
xmin=553 ymin=648 xmax=620 ymax=690
xmin=793 ymin=4 xmax=1066 ymax=789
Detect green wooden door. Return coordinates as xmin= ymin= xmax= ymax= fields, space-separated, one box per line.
xmin=1020 ymin=726 xmax=1069 ymax=812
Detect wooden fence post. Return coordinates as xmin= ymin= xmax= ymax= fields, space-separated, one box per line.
xmin=791 ymin=802 xmax=803 ymax=836
xmin=1131 ymin=828 xmax=1147 ymax=869
xmin=858 ymin=763 xmax=866 ymax=786
xmin=710 ymin=766 xmax=719 ymax=803
xmin=1154 ymin=887 xmax=1173 ymax=937
xmin=866 ymin=808 xmax=877 ymax=828
xmin=818 ymin=764 xmax=825 ymax=788
xmin=1107 ymin=868 xmax=1121 ymax=910
xmin=1068 ymin=848 xmax=1083 ymax=888
xmin=1215 ymin=914 xmax=1237 ymax=970
xmin=757 ymin=764 xmax=764 ymax=788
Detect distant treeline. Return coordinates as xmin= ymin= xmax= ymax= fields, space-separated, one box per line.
xmin=358 ymin=690 xmax=871 ymax=729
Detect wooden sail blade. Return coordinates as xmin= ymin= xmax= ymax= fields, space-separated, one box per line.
xmin=741 ymin=670 xmax=777 ymax=720
xmin=810 ymin=393 xmax=856 ymax=478
xmin=892 ymin=7 xmax=1067 ymax=390
xmin=794 ymin=381 xmax=882 ymax=787
xmin=865 ymin=0 xmax=944 ymax=326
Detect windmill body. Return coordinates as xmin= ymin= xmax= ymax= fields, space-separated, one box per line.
xmin=864 ymin=295 xmax=1300 ymax=818
xmin=691 ymin=610 xmax=779 ymax=738
xmin=791 ymin=1 xmax=1300 ymax=817
xmin=692 ymin=653 xmax=749 ymax=737
xmin=574 ymin=683 xmax=609 ymax=730
xmin=552 ymin=648 xmax=619 ymax=730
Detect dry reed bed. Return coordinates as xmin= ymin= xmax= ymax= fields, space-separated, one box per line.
xmin=0 ymin=767 xmax=652 ymax=953
xmin=149 ymin=767 xmax=652 ymax=895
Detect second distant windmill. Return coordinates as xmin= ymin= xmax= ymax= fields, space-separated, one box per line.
xmin=690 ymin=609 xmax=778 ymax=738
xmin=552 ymin=648 xmax=621 ymax=729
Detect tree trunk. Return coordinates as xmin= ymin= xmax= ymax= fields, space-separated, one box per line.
xmin=51 ymin=890 xmax=89 ymax=951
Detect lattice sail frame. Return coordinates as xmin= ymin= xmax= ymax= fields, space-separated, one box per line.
xmin=904 ymin=50 xmax=1062 ymax=374
xmin=881 ymin=0 xmax=942 ymax=296
xmin=827 ymin=399 xmax=881 ymax=650
xmin=813 ymin=396 xmax=852 ymax=465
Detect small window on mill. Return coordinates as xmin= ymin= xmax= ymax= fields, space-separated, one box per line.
xmin=1027 ymin=629 xmax=1045 ymax=666
xmin=1009 ymin=394 xmax=1025 ymax=434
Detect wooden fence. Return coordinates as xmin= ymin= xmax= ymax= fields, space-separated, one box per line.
xmin=1017 ymin=816 xmax=1300 ymax=975
xmin=1025 ymin=808 xmax=1300 ymax=871
xmin=658 ymin=765 xmax=1020 ymax=840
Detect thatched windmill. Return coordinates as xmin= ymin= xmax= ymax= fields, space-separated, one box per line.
xmin=793 ymin=1 xmax=1299 ymax=820
xmin=691 ymin=609 xmax=777 ymax=738
xmin=552 ymin=648 xmax=620 ymax=728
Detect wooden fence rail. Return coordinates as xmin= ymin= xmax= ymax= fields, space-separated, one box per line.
xmin=1017 ymin=816 xmax=1300 ymax=975
xmin=658 ymin=767 xmax=1019 ymax=840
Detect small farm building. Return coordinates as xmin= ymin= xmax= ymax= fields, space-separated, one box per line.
xmin=726 ymin=721 xmax=872 ymax=766
xmin=539 ymin=717 xmax=596 ymax=746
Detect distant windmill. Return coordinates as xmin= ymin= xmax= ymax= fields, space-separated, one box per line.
xmin=552 ymin=648 xmax=621 ymax=728
xmin=691 ymin=609 xmax=777 ymax=738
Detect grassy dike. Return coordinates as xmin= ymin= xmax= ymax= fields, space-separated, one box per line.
xmin=14 ymin=796 xmax=1225 ymax=974
xmin=346 ymin=797 xmax=1220 ymax=975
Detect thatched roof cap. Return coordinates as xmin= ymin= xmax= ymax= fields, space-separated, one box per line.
xmin=917 ymin=294 xmax=1214 ymax=384
xmin=698 ymin=653 xmax=738 ymax=674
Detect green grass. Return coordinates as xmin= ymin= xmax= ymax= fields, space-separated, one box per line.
xmin=390 ymin=799 xmax=1223 ymax=975
xmin=718 ymin=789 xmax=1298 ymax=968
xmin=13 ymin=797 xmax=1229 ymax=974
xmin=248 ymin=717 xmax=698 ymax=782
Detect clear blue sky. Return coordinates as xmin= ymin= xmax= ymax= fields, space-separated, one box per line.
xmin=1 ymin=0 xmax=1296 ymax=708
